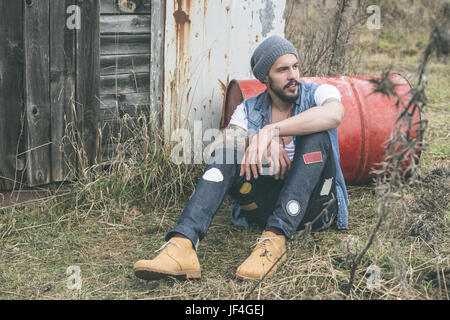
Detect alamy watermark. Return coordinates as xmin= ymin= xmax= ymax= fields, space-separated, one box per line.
xmin=170 ymin=121 xmax=282 ymax=176
xmin=66 ymin=265 xmax=82 ymax=290
xmin=366 ymin=264 xmax=381 ymax=290
xmin=366 ymin=5 xmax=382 ymax=30
xmin=66 ymin=5 xmax=81 ymax=30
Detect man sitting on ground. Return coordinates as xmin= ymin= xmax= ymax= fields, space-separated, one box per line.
xmin=133 ymin=36 xmax=349 ymax=281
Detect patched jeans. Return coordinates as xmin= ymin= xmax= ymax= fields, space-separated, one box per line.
xmin=166 ymin=131 xmax=338 ymax=250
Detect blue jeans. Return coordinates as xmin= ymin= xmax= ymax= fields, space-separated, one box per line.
xmin=166 ymin=131 xmax=338 ymax=250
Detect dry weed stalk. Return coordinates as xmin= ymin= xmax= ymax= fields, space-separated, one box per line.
xmin=345 ymin=13 xmax=449 ymax=295
xmin=60 ymin=104 xmax=204 ymax=226
xmin=285 ymin=0 xmax=367 ymax=76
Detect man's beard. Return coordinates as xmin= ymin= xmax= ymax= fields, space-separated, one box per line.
xmin=268 ymin=77 xmax=299 ymax=103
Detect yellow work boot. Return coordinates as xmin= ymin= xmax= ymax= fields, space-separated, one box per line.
xmin=236 ymin=230 xmax=286 ymax=280
xmin=133 ymin=237 xmax=201 ymax=280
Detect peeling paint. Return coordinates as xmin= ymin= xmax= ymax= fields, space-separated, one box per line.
xmin=164 ymin=0 xmax=286 ymax=139
xmin=259 ymin=0 xmax=275 ymax=37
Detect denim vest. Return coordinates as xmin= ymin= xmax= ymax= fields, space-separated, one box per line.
xmin=230 ymin=81 xmax=349 ymax=230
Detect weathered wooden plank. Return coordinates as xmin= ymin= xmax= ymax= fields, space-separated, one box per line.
xmin=150 ymin=0 xmax=165 ymax=130
xmin=99 ymin=105 xmax=150 ymax=124
xmin=50 ymin=0 xmax=77 ymax=182
xmin=100 ymin=53 xmax=150 ymax=76
xmin=100 ymin=15 xmax=150 ymax=35
xmin=76 ymin=0 xmax=100 ymax=167
xmin=101 ymin=72 xmax=150 ymax=94
xmin=99 ymin=92 xmax=150 ymax=114
xmin=100 ymin=0 xmax=151 ymax=14
xmin=24 ymin=0 xmax=52 ymax=187
xmin=0 ymin=0 xmax=25 ymax=190
xmin=101 ymin=34 xmax=150 ymax=55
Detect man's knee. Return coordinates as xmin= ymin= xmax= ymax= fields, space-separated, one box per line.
xmin=294 ymin=131 xmax=331 ymax=151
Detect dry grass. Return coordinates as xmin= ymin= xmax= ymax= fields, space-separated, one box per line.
xmin=1 ymin=0 xmax=449 ymax=300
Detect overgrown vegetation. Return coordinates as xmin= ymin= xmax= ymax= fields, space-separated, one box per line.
xmin=0 ymin=0 xmax=448 ymax=300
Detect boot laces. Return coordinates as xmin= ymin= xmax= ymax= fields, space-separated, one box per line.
xmin=253 ymin=237 xmax=280 ymax=255
xmin=154 ymin=239 xmax=181 ymax=253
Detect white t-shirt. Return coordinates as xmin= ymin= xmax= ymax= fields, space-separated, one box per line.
xmin=229 ymin=84 xmax=341 ymax=159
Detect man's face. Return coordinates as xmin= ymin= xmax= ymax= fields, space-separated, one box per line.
xmin=266 ymin=54 xmax=300 ymax=104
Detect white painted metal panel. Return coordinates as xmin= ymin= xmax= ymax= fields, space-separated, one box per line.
xmin=164 ymin=0 xmax=286 ymax=139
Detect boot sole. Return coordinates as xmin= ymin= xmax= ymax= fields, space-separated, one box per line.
xmin=235 ymin=273 xmax=262 ymax=281
xmin=134 ymin=267 xmax=201 ymax=281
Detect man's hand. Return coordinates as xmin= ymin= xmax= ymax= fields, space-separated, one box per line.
xmin=240 ymin=126 xmax=291 ymax=180
xmin=269 ymin=143 xmax=291 ymax=180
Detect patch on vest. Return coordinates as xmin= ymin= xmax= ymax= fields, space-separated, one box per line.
xmin=286 ymin=200 xmax=301 ymax=217
xmin=202 ymin=168 xmax=224 ymax=182
xmin=320 ymin=178 xmax=333 ymax=196
xmin=240 ymin=202 xmax=258 ymax=211
xmin=303 ymin=151 xmax=323 ymax=164
xmin=239 ymin=182 xmax=252 ymax=195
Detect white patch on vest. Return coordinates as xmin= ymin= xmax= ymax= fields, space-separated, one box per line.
xmin=202 ymin=168 xmax=224 ymax=182
xmin=320 ymin=178 xmax=333 ymax=196
xmin=286 ymin=200 xmax=300 ymax=216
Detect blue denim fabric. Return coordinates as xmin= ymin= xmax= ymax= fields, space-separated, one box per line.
xmin=166 ymin=148 xmax=242 ymax=250
xmin=165 ymin=82 xmax=350 ymax=249
xmin=166 ymin=131 xmax=339 ymax=248
xmin=233 ymin=82 xmax=349 ymax=230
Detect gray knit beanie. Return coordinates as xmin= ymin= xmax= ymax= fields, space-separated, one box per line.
xmin=251 ymin=35 xmax=299 ymax=83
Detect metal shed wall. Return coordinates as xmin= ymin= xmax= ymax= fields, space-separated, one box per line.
xmin=163 ymin=0 xmax=286 ymax=138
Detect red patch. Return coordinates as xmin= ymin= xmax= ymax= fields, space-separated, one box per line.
xmin=303 ymin=151 xmax=323 ymax=164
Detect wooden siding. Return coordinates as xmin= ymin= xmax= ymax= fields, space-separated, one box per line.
xmin=0 ymin=0 xmax=25 ymax=190
xmin=0 ymin=0 xmax=99 ymax=189
xmin=0 ymin=0 xmax=164 ymax=190
xmin=99 ymin=0 xmax=152 ymax=158
xmin=23 ymin=0 xmax=51 ymax=186
xmin=77 ymin=0 xmax=101 ymax=168
xmin=50 ymin=0 xmax=77 ymax=183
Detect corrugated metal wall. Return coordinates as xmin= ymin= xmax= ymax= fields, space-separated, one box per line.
xmin=163 ymin=0 xmax=286 ymax=138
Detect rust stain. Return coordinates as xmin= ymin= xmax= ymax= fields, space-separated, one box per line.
xmin=203 ymin=0 xmax=208 ymax=18
xmin=172 ymin=0 xmax=192 ymax=130
xmin=173 ymin=0 xmax=191 ymax=25
xmin=186 ymin=87 xmax=192 ymax=103
xmin=208 ymin=49 xmax=211 ymax=73
xmin=170 ymin=79 xmax=179 ymax=130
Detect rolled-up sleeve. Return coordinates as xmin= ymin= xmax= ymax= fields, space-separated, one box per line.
xmin=314 ymin=84 xmax=342 ymax=106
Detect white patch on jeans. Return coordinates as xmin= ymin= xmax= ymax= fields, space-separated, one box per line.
xmin=320 ymin=178 xmax=333 ymax=196
xmin=202 ymin=168 xmax=224 ymax=182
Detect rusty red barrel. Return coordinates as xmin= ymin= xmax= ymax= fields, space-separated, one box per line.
xmin=221 ymin=75 xmax=421 ymax=184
